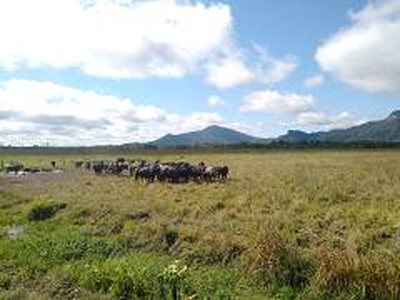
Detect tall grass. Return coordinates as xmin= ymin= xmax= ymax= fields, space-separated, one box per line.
xmin=1 ymin=150 xmax=400 ymax=298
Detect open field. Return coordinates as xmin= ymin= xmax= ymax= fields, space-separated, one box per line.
xmin=1 ymin=150 xmax=400 ymax=299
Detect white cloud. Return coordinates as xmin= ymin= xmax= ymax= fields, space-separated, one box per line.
xmin=0 ymin=0 xmax=232 ymax=79
xmin=240 ymin=90 xmax=315 ymax=114
xmin=207 ymin=95 xmax=226 ymax=107
xmin=0 ymin=79 xmax=225 ymax=146
xmin=225 ymin=121 xmax=268 ymax=138
xmin=205 ymin=46 xmax=298 ymax=89
xmin=205 ymin=52 xmax=256 ymax=89
xmin=293 ymin=111 xmax=364 ymax=130
xmin=316 ymin=0 xmax=400 ymax=93
xmin=303 ymin=74 xmax=324 ymax=88
xmin=254 ymin=45 xmax=298 ymax=85
xmin=0 ymin=0 xmax=298 ymax=88
xmin=179 ymin=112 xmax=224 ymax=131
xmin=262 ymin=58 xmax=298 ymax=85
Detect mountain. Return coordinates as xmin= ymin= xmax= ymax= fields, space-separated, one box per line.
xmin=277 ymin=130 xmax=311 ymax=144
xmin=148 ymin=125 xmax=263 ymax=147
xmin=278 ymin=110 xmax=400 ymax=143
xmin=148 ymin=110 xmax=400 ymax=148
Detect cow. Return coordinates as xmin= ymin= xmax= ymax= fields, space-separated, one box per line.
xmin=202 ymin=165 xmax=229 ymax=182
xmin=211 ymin=165 xmax=229 ymax=180
xmin=4 ymin=162 xmax=24 ymax=174
xmin=134 ymin=165 xmax=157 ymax=183
xmin=92 ymin=160 xmax=108 ymax=174
xmin=75 ymin=161 xmax=84 ymax=168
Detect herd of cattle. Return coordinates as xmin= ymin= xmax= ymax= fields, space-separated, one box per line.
xmin=1 ymin=161 xmax=59 ymax=175
xmin=2 ymin=158 xmax=229 ymax=183
xmin=75 ymin=158 xmax=229 ymax=183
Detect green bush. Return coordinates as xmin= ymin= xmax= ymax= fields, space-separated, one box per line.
xmin=27 ymin=197 xmax=66 ymax=221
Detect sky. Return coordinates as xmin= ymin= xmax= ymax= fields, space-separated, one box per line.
xmin=0 ymin=0 xmax=399 ymax=146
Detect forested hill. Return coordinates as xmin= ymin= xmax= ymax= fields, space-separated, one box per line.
xmin=277 ymin=110 xmax=400 ymax=144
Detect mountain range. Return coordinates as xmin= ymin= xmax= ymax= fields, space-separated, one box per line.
xmin=277 ymin=110 xmax=400 ymax=144
xmin=147 ymin=110 xmax=400 ymax=148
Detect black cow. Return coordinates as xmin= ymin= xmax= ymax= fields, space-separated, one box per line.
xmin=215 ymin=165 xmax=229 ymax=180
xmin=5 ymin=162 xmax=24 ymax=174
xmin=92 ymin=160 xmax=108 ymax=174
xmin=135 ymin=165 xmax=157 ymax=183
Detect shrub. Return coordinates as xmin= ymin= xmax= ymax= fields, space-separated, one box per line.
xmin=163 ymin=229 xmax=179 ymax=249
xmin=252 ymin=226 xmax=315 ymax=290
xmin=27 ymin=197 xmax=66 ymax=221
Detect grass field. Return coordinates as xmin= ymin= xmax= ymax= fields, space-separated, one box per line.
xmin=1 ymin=150 xmax=400 ymax=299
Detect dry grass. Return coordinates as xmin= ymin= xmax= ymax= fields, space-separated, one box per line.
xmin=1 ymin=149 xmax=400 ymax=298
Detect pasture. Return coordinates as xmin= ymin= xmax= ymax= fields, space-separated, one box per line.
xmin=1 ymin=150 xmax=400 ymax=299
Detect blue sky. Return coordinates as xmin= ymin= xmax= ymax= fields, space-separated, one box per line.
xmin=0 ymin=0 xmax=399 ymax=146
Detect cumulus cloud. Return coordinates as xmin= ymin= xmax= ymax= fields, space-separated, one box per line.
xmin=239 ymin=88 xmax=363 ymax=131
xmin=205 ymin=53 xmax=256 ymax=89
xmin=179 ymin=112 xmax=223 ymax=131
xmin=205 ymin=46 xmax=298 ymax=89
xmin=254 ymin=45 xmax=298 ymax=86
xmin=0 ymin=79 xmax=225 ymax=146
xmin=316 ymin=0 xmax=400 ymax=93
xmin=207 ymin=95 xmax=226 ymax=107
xmin=240 ymin=90 xmax=315 ymax=114
xmin=303 ymin=74 xmax=324 ymax=88
xmin=0 ymin=0 xmax=232 ymax=79
xmin=0 ymin=0 xmax=298 ymax=88
xmin=293 ymin=111 xmax=364 ymax=129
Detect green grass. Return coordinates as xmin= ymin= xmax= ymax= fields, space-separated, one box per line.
xmin=1 ymin=150 xmax=400 ymax=298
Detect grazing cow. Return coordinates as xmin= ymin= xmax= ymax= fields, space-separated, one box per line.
xmin=214 ymin=165 xmax=229 ymax=180
xmin=106 ymin=161 xmax=129 ymax=175
xmin=203 ymin=165 xmax=229 ymax=182
xmin=84 ymin=161 xmax=91 ymax=170
xmin=129 ymin=164 xmax=136 ymax=177
xmin=135 ymin=165 xmax=157 ymax=183
xmin=92 ymin=160 xmax=108 ymax=174
xmin=156 ymin=162 xmax=190 ymax=183
xmin=154 ymin=163 xmax=169 ymax=182
xmin=116 ymin=157 xmax=126 ymax=164
xmin=75 ymin=161 xmax=84 ymax=168
xmin=203 ymin=166 xmax=218 ymax=182
xmin=5 ymin=162 xmax=24 ymax=174
xmin=188 ymin=164 xmax=205 ymax=182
